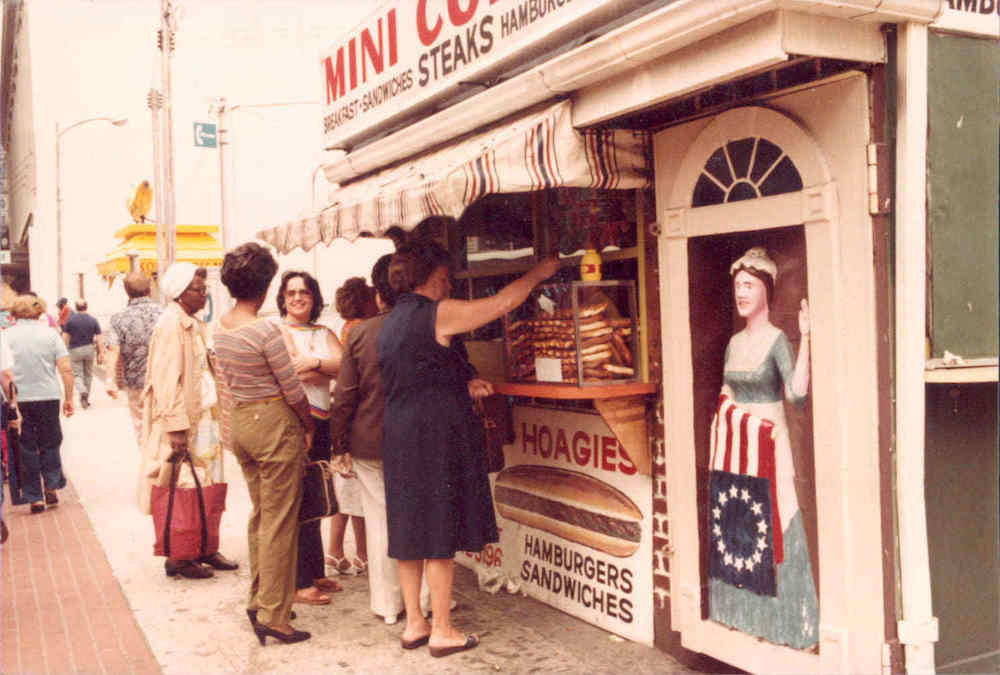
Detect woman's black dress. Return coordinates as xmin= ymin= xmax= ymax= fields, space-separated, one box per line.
xmin=377 ymin=292 xmax=499 ymax=560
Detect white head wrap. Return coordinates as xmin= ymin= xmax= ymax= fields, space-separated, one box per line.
xmin=729 ymin=247 xmax=777 ymax=281
xmin=160 ymin=262 xmax=198 ymax=301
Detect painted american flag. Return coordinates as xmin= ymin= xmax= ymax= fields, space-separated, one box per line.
xmin=708 ymin=394 xmax=782 ymax=597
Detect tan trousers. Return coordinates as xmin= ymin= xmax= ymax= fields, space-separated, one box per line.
xmin=126 ymin=388 xmax=144 ymax=448
xmin=229 ymin=398 xmax=305 ymax=626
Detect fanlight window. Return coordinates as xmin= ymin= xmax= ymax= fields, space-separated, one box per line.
xmin=691 ymin=137 xmax=803 ymax=207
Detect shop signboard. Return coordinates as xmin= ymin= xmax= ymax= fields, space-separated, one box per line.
xmin=459 ymin=404 xmax=653 ymax=645
xmin=931 ymin=0 xmax=999 ymax=37
xmin=320 ymin=0 xmax=629 ymax=149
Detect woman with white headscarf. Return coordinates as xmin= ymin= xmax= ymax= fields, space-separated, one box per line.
xmin=138 ymin=263 xmax=238 ymax=579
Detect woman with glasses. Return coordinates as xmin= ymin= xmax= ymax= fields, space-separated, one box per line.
xmin=138 ymin=263 xmax=238 ymax=579
xmin=275 ymin=270 xmax=346 ymax=605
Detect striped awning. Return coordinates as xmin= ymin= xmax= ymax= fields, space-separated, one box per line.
xmin=258 ymin=100 xmax=650 ymax=254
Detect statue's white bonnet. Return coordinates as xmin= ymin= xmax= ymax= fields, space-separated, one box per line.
xmin=729 ymin=247 xmax=777 ymax=281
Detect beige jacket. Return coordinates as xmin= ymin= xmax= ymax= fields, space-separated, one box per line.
xmin=137 ymin=302 xmax=210 ymax=514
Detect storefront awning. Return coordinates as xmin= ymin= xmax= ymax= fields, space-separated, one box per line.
xmin=258 ymin=100 xmax=650 ymax=254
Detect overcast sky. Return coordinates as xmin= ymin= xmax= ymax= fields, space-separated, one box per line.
xmin=23 ymin=0 xmax=390 ymax=320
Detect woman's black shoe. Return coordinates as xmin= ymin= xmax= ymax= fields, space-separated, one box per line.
xmin=165 ymin=559 xmax=214 ymax=579
xmin=198 ymin=552 xmax=238 ymax=570
xmin=29 ymin=503 xmax=45 ymax=514
xmin=253 ymin=623 xmax=310 ymax=646
xmin=44 ymin=490 xmax=59 ymax=506
xmin=247 ymin=609 xmax=295 ymax=625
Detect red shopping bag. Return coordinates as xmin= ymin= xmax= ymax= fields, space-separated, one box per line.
xmin=151 ymin=453 xmax=227 ymax=559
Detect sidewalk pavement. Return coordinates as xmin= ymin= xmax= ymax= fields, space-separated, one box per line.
xmin=2 ymin=381 xmax=701 ymax=674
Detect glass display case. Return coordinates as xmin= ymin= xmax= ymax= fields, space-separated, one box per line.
xmin=503 ymin=280 xmax=638 ymax=385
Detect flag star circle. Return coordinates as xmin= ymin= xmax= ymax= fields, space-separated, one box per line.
xmin=712 ymin=506 xmax=721 ymax=520
xmin=757 ymin=536 xmax=768 ymax=551
xmin=717 ymin=540 xmax=726 ymax=553
xmin=735 ymin=557 xmax=744 ymax=571
xmin=745 ymin=558 xmax=755 ymax=571
xmin=713 ymin=524 xmax=721 ymax=537
xmin=751 ymin=501 xmax=762 ymax=515
xmin=757 ymin=519 xmax=767 ymax=534
xmin=729 ymin=485 xmax=739 ymax=498
xmin=718 ymin=492 xmax=728 ymax=505
xmin=724 ymin=552 xmax=734 ymax=566
xmin=740 ymin=488 xmax=750 ymax=502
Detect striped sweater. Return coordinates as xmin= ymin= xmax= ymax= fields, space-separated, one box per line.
xmin=213 ymin=318 xmax=310 ymax=429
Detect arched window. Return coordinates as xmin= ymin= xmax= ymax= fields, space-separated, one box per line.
xmin=691 ymin=137 xmax=803 ymax=207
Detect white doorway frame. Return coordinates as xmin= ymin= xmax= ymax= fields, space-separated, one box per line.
xmin=653 ymin=99 xmax=880 ymax=673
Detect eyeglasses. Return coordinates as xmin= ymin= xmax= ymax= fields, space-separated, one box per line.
xmin=185 ymin=285 xmax=208 ymax=296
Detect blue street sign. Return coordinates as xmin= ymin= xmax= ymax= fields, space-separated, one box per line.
xmin=194 ymin=122 xmax=218 ymax=148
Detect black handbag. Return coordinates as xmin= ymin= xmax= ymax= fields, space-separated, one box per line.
xmin=299 ymin=460 xmax=339 ymax=523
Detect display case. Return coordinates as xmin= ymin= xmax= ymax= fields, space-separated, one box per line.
xmin=504 ymin=280 xmax=638 ymax=385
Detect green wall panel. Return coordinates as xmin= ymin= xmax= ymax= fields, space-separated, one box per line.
xmin=927 ymin=33 xmax=999 ymax=358
xmin=925 ymin=383 xmax=999 ymax=671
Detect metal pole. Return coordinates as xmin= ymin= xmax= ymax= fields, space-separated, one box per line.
xmin=160 ymin=0 xmax=177 ymax=268
xmin=55 ymin=122 xmax=63 ymax=298
xmin=148 ymin=89 xmax=166 ymax=297
xmin=215 ymin=97 xmax=233 ymax=310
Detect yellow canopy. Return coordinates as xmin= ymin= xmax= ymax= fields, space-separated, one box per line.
xmin=97 ymin=224 xmax=224 ymax=281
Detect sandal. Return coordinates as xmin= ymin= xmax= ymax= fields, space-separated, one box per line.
xmin=325 ymin=555 xmax=353 ymax=575
xmin=313 ymin=577 xmax=343 ymax=593
xmin=294 ymin=587 xmax=331 ymax=605
xmin=351 ymin=557 xmax=368 ymax=576
xmin=429 ymin=634 xmax=480 ymax=658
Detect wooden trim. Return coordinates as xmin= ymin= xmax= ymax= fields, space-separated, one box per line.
xmin=487 ymin=380 xmax=656 ymax=400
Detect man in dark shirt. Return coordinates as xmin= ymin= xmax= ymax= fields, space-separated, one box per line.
xmin=62 ymin=300 xmax=104 ymax=409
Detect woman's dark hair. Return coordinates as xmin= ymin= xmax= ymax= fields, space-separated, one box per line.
xmin=335 ymin=277 xmax=375 ymax=320
xmin=388 ymin=240 xmax=451 ymax=295
xmin=371 ymin=253 xmax=396 ymax=307
xmin=220 ymin=242 xmax=278 ymax=300
xmin=731 ymin=264 xmax=775 ymax=304
xmin=276 ymin=270 xmax=324 ymax=322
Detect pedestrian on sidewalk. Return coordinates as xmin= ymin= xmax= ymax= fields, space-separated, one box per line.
xmin=214 ymin=243 xmax=313 ymax=646
xmin=331 ymin=254 xmax=419 ymax=625
xmin=275 ymin=270 xmax=346 ymax=606
xmin=5 ymin=295 xmax=74 ymax=515
xmin=378 ymin=239 xmax=558 ymax=657
xmin=105 ymin=272 xmax=163 ymax=446
xmin=1 ymin=333 xmax=20 ymax=541
xmin=326 ymin=276 xmax=373 ymax=577
xmin=138 ymin=263 xmax=239 ymax=580
xmin=62 ymin=300 xmax=104 ymax=409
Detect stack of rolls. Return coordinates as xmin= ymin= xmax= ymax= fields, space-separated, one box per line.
xmin=507 ymin=302 xmax=635 ymax=383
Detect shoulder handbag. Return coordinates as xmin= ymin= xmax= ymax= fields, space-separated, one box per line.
xmin=299 ymin=460 xmax=339 ymax=523
xmin=151 ymin=452 xmax=227 ymax=559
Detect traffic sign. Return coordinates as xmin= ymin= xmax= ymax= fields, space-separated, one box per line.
xmin=194 ymin=122 xmax=218 ymax=148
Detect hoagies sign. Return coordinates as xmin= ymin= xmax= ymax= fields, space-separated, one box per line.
xmin=458 ymin=405 xmax=653 ymax=645
xmin=320 ymin=0 xmax=630 ymax=148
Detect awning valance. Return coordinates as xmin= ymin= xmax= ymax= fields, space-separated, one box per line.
xmin=258 ymin=100 xmax=650 ymax=254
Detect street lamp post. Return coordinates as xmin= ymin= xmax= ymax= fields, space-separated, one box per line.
xmin=55 ymin=116 xmax=127 ymax=298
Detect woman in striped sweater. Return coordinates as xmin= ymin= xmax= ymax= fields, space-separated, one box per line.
xmin=214 ymin=243 xmax=315 ymax=646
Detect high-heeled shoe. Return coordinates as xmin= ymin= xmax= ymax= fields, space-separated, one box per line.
xmin=253 ymin=622 xmax=310 ymax=646
xmin=246 ymin=609 xmax=295 ymax=626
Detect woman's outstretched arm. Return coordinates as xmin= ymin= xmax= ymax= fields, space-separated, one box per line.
xmin=435 ymin=256 xmax=560 ymax=342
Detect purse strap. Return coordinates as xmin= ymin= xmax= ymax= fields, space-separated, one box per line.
xmin=162 ymin=450 xmax=210 ymax=558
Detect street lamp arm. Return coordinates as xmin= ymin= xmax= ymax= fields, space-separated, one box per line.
xmin=57 ymin=116 xmax=128 ymax=137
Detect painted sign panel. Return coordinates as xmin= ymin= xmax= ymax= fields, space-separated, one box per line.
xmin=457 ymin=405 xmax=653 ymax=645
xmin=931 ymin=0 xmax=999 ymax=38
xmin=193 ymin=122 xmax=218 ymax=148
xmin=320 ymin=0 xmax=626 ymax=149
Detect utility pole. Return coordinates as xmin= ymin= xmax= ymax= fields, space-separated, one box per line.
xmin=147 ymin=88 xmax=166 ymax=291
xmin=214 ymin=97 xmax=232 ymax=254
xmin=159 ymin=0 xmax=178 ymax=268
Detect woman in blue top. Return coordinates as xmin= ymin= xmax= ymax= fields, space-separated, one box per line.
xmin=378 ymin=239 xmax=558 ymax=658
xmin=709 ymin=246 xmax=818 ymax=650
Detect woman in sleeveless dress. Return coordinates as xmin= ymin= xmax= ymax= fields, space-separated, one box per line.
xmin=378 ymin=239 xmax=558 ymax=657
xmin=709 ymin=246 xmax=819 ymax=649
xmin=275 ymin=270 xmax=346 ymax=605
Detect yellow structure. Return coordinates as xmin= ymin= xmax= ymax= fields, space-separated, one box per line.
xmin=97 ymin=224 xmax=224 ymax=283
